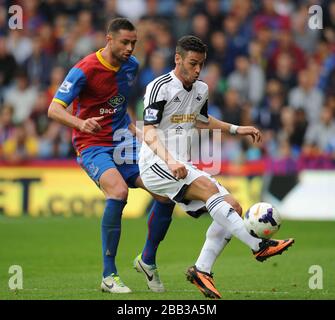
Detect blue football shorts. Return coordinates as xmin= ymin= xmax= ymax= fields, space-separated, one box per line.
xmin=77 ymin=142 xmax=140 ymax=188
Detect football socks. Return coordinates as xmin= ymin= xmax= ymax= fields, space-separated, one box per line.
xmin=206 ymin=193 xmax=262 ymax=251
xmin=101 ymin=198 xmax=126 ymax=277
xmin=195 ymin=220 xmax=232 ymax=273
xmin=141 ymin=200 xmax=175 ymax=265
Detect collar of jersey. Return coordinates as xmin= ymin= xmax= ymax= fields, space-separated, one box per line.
xmin=96 ymin=49 xmax=120 ymax=72
xmin=171 ymin=70 xmax=193 ymax=91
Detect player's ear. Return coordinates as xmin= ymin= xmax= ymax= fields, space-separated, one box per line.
xmin=106 ymin=34 xmax=113 ymax=42
xmin=175 ymin=53 xmax=181 ymax=65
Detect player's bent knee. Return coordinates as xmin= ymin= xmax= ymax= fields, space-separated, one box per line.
xmin=230 ymin=200 xmax=242 ymax=216
xmin=223 ymin=195 xmax=242 ymax=216
xmin=103 ymin=184 xmax=129 ymax=200
xmin=114 ymin=187 xmax=128 ymax=200
xmin=235 ymin=204 xmax=243 ymax=216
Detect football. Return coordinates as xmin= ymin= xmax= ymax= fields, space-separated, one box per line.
xmin=244 ymin=202 xmax=281 ymax=239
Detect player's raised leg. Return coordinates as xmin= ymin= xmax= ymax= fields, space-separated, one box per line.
xmin=99 ymin=168 xmax=132 ymax=293
xmin=184 ymin=177 xmax=263 ymax=250
xmin=186 ymin=176 xmax=294 ymax=253
xmin=184 ymin=176 xmax=294 ymax=298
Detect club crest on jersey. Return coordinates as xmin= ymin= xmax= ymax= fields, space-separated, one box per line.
xmin=144 ymin=108 xmax=159 ymax=121
xmin=107 ymin=94 xmax=125 ymax=108
xmin=196 ymin=94 xmax=202 ymax=101
xmin=59 ymin=80 xmax=73 ymax=93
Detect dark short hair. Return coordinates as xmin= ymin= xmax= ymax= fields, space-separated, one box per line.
xmin=176 ymin=35 xmax=207 ymax=57
xmin=107 ymin=18 xmax=135 ymax=34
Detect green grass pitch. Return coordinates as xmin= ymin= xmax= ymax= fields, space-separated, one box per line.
xmin=0 ymin=215 xmax=334 ymax=300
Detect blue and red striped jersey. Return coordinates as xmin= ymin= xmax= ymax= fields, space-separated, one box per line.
xmin=53 ymin=49 xmax=139 ymax=154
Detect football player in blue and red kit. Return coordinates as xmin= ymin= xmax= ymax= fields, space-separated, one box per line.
xmin=48 ymin=18 xmax=174 ymax=294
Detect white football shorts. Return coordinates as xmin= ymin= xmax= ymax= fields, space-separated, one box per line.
xmin=140 ymin=159 xmax=229 ymax=214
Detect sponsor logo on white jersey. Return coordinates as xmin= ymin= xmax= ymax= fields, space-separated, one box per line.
xmin=170 ymin=113 xmax=197 ymax=123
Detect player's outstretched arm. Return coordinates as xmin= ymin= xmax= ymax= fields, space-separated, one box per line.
xmin=48 ymin=101 xmax=104 ymax=135
xmin=233 ymin=125 xmax=262 ymax=143
xmin=143 ymin=124 xmax=187 ymax=179
xmin=196 ymin=115 xmax=262 ymax=143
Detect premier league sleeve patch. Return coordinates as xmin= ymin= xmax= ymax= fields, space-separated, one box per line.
xmin=54 ymin=67 xmax=87 ymax=105
xmin=59 ymin=80 xmax=73 ymax=93
xmin=143 ymin=101 xmax=166 ymax=125
xmin=144 ymin=108 xmax=159 ymax=122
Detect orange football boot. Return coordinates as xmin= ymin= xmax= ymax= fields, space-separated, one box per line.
xmin=186 ymin=265 xmax=222 ymax=299
xmin=254 ymin=238 xmax=295 ymax=262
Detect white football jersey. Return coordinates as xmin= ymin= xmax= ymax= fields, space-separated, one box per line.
xmin=139 ymin=70 xmax=209 ymax=172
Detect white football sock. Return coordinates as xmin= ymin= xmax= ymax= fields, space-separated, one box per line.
xmin=195 ymin=220 xmax=232 ymax=273
xmin=206 ymin=193 xmax=262 ymax=251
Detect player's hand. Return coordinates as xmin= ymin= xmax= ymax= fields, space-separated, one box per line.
xmin=80 ymin=116 xmax=104 ymax=134
xmin=237 ymin=126 xmax=262 ymax=143
xmin=168 ymin=162 xmax=188 ymax=180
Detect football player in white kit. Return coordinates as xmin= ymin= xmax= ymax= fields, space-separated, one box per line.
xmin=135 ymin=36 xmax=294 ymax=299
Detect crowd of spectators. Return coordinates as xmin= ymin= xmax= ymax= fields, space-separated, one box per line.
xmin=0 ymin=0 xmax=335 ymax=165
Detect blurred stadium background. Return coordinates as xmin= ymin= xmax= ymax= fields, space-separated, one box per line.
xmin=0 ymin=0 xmax=335 ymax=300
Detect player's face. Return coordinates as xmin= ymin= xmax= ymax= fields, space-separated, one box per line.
xmin=177 ymin=51 xmax=206 ymax=86
xmin=108 ymin=29 xmax=137 ymax=62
